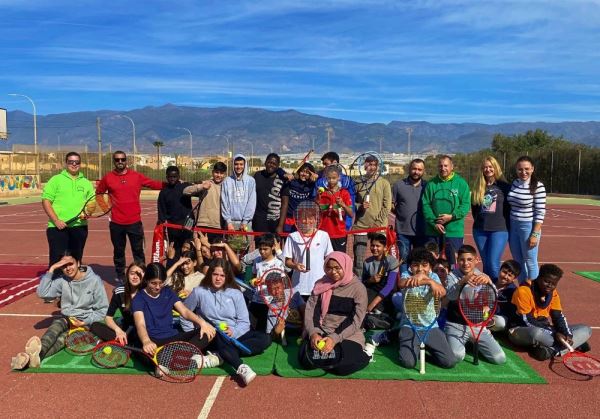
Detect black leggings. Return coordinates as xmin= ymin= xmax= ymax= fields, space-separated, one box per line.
xmin=299 ymin=339 xmax=370 ymax=376
xmin=90 ymin=322 xmax=141 ymax=347
xmin=207 ymin=330 xmax=271 ymax=370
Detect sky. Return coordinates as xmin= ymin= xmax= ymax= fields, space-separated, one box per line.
xmin=2 ymin=0 xmax=600 ymax=124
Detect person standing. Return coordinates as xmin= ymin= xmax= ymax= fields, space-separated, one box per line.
xmin=184 ymin=161 xmax=227 ymax=242
xmin=471 ymin=156 xmax=511 ymax=282
xmin=253 ymin=153 xmax=287 ymax=235
xmin=506 ymin=156 xmax=546 ymax=282
xmin=352 ymin=153 xmax=392 ymax=276
xmin=221 ymin=154 xmax=256 ymax=232
xmin=391 ymin=158 xmax=427 ymax=272
xmin=41 ymin=152 xmax=94 ymax=267
xmin=157 ymin=166 xmax=194 ymax=261
xmin=314 ymin=152 xmax=355 ymax=232
xmin=97 ymin=151 xmax=164 ymax=283
xmin=422 ymin=155 xmax=470 ymax=265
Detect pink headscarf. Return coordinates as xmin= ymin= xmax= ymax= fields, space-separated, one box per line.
xmin=312 ymin=251 xmax=355 ymax=325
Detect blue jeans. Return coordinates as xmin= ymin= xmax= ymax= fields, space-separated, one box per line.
xmin=508 ymin=219 xmax=540 ymax=282
xmin=396 ymin=234 xmax=424 ymax=272
xmin=426 ymin=236 xmax=463 ymax=266
xmin=472 ymin=229 xmax=509 ymax=282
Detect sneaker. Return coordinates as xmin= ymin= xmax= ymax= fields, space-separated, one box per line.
xmin=11 ymin=352 xmax=30 ymax=370
xmin=197 ymin=351 xmax=223 ymax=369
xmin=371 ymin=330 xmax=390 ymax=346
xmin=364 ymin=342 xmax=377 ymax=359
xmin=25 ymin=336 xmax=42 ymax=368
xmin=529 ymin=345 xmax=553 ymax=361
xmin=576 ymin=342 xmax=591 ymax=353
xmin=237 ymin=363 xmax=257 ymax=385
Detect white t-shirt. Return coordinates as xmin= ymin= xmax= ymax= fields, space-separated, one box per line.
xmin=283 ymin=229 xmax=333 ymax=296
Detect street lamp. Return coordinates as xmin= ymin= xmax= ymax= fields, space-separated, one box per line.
xmin=8 ymin=93 xmax=38 ymax=176
xmin=262 ymin=143 xmax=273 ymax=153
xmin=176 ymin=127 xmax=193 ymax=165
xmin=116 ymin=114 xmax=136 ymax=169
xmin=240 ymin=139 xmax=254 ymax=171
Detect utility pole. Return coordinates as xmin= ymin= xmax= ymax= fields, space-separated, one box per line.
xmin=405 ymin=127 xmax=413 ymax=158
xmin=326 ymin=126 xmax=334 ymax=151
xmin=379 ymin=137 xmax=383 ymax=154
xmin=97 ymin=117 xmax=102 ymax=177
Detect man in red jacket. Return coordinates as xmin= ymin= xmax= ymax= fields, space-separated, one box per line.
xmin=97 ymin=151 xmax=164 ymax=282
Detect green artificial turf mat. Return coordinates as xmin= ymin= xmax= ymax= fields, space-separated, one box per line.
xmin=274 ymin=339 xmax=546 ymax=384
xmin=26 ymin=342 xmax=278 ymax=376
xmin=574 ymin=271 xmax=600 ymax=284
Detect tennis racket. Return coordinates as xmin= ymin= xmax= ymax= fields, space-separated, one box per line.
xmin=351 ymin=151 xmax=383 ymax=204
xmin=403 ymin=285 xmax=441 ymax=374
xmin=458 ymin=283 xmax=498 ymax=365
xmin=556 ymin=336 xmax=600 ymax=377
xmin=432 ymin=188 xmax=456 ymax=260
xmin=293 ymin=201 xmax=320 ymax=272
xmin=92 ymin=340 xmax=204 ymax=382
xmin=296 ymin=149 xmax=314 ymax=173
xmin=214 ymin=321 xmax=252 ymax=355
xmin=64 ymin=317 xmax=100 ymax=355
xmin=65 ymin=193 xmax=112 ymax=225
xmin=224 ymin=231 xmax=251 ymax=258
xmin=183 ymin=199 xmax=202 ymax=231
xmin=317 ymin=186 xmax=345 ymax=222
xmin=256 ymin=267 xmax=293 ymax=345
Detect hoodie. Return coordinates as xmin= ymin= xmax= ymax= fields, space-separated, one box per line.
xmin=180 ymin=287 xmax=250 ymax=339
xmin=221 ymin=153 xmax=257 ymax=225
xmin=37 ymin=266 xmax=109 ymax=325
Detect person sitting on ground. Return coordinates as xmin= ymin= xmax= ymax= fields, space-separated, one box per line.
xmin=444 ymin=245 xmax=506 ymax=364
xmin=11 ymin=254 xmax=108 ymax=370
xmin=298 ymin=252 xmax=372 ymax=376
xmin=90 ymin=261 xmax=145 ymax=345
xmin=166 ymin=250 xmax=205 ymax=299
xmin=489 ymin=259 xmax=521 ymax=333
xmin=508 ymin=263 xmax=592 ymax=360
xmin=181 ymin=259 xmax=271 ymax=386
xmin=131 ymin=262 xmax=219 ymax=376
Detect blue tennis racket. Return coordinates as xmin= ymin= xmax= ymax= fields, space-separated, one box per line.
xmin=402 ymin=285 xmax=441 ymax=374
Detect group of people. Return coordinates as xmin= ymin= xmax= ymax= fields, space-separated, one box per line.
xmin=9 ymin=148 xmax=591 ymax=383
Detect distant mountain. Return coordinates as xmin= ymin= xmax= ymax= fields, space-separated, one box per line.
xmin=4 ymin=104 xmax=600 ymax=155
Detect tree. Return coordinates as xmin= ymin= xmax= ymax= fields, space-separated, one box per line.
xmin=491 ymin=129 xmax=575 ymax=153
xmin=153 ymin=141 xmax=164 ymax=170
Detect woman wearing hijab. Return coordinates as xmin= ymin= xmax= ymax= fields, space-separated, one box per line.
xmin=298 ymin=251 xmax=371 ymax=375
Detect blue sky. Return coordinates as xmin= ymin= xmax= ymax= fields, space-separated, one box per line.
xmin=2 ymin=0 xmax=600 ymax=123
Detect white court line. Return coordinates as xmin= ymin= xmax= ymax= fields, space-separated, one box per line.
xmin=0 ymin=313 xmax=56 ymax=317
xmin=551 ymin=208 xmax=600 ymax=220
xmin=197 ymin=376 xmax=225 ymax=419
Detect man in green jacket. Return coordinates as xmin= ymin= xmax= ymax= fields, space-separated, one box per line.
xmin=421 ymin=155 xmax=470 ymax=265
xmin=41 ymin=152 xmax=95 ymax=267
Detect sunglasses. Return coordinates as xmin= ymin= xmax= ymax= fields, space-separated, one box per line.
xmin=66 ymin=160 xmax=81 ymax=165
xmin=114 ymin=158 xmax=127 ymax=162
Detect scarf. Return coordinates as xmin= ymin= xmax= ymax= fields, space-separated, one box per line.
xmin=312 ymin=251 xmax=355 ymax=325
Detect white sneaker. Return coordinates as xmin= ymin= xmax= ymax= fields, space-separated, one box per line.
xmin=237 ymin=363 xmax=257 ymax=385
xmin=364 ymin=342 xmax=377 ymax=360
xmin=193 ymin=351 xmax=222 ymax=369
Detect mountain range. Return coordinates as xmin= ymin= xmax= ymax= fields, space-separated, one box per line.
xmin=4 ymin=104 xmax=600 ymax=155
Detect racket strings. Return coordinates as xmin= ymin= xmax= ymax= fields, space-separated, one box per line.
xmin=92 ymin=344 xmax=130 ymax=368
xmin=262 ymin=271 xmax=292 ymax=311
xmin=156 ymin=343 xmax=202 ymax=377
xmin=85 ymin=194 xmax=112 ymax=217
xmin=403 ymin=291 xmax=440 ymax=328
xmin=459 ymin=286 xmax=496 ymax=324
xmin=563 ymin=354 xmax=600 ymax=376
xmin=65 ymin=330 xmax=98 ymax=352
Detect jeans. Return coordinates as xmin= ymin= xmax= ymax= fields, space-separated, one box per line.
xmin=397 ymin=234 xmax=424 ymax=272
xmin=472 ymin=229 xmax=509 ymax=282
xmin=508 ymin=324 xmax=592 ymax=356
xmin=426 ymin=236 xmax=463 ymax=266
xmin=444 ymin=320 xmax=506 ymax=364
xmin=508 ymin=219 xmax=540 ymax=282
xmin=109 ymin=221 xmax=145 ymax=280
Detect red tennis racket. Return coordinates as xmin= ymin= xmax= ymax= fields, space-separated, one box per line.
xmin=255 ymin=267 xmax=293 ymax=345
xmin=293 ymin=201 xmax=320 ymax=272
xmin=92 ymin=340 xmax=204 ymax=382
xmin=556 ymin=336 xmax=600 ymax=377
xmin=296 ymin=149 xmax=314 ymax=173
xmin=458 ymin=283 xmax=497 ymax=365
xmin=64 ymin=317 xmax=100 ymax=355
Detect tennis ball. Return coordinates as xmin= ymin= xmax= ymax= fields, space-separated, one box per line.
xmin=318 ymin=187 xmax=325 ymax=193
xmin=296 ymin=337 xmax=303 ymax=345
xmin=250 ymin=278 xmax=258 ymax=287
xmin=316 ymin=340 xmax=326 ymax=350
xmin=102 ymin=346 xmax=112 ymax=355
xmin=219 ymin=322 xmax=228 ymax=331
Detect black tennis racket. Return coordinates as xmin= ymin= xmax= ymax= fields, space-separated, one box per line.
xmin=65 ymin=193 xmax=112 ymax=225
xmin=352 ymin=152 xmax=383 ymax=204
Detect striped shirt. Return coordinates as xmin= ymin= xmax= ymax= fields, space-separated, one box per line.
xmin=507 ymin=179 xmax=546 ymax=223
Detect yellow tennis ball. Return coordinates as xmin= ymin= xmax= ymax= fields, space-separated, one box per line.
xmin=219 ymin=322 xmax=228 ymax=331
xmin=296 ymin=337 xmax=303 ymax=345
xmin=318 ymin=187 xmax=325 ymax=193
xmin=102 ymin=346 xmax=112 ymax=355
xmin=316 ymin=340 xmax=326 ymax=350
xmin=250 ymin=278 xmax=258 ymax=287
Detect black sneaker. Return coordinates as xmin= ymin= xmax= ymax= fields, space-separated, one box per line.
xmin=576 ymin=342 xmax=591 ymax=353
xmin=529 ymin=345 xmax=553 ymax=361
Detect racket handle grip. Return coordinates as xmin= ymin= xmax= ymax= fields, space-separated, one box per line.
xmin=305 ymin=251 xmax=310 ymax=271
xmin=338 ymin=208 xmax=343 ymax=221
xmin=365 ymin=194 xmax=370 ymax=203
xmin=419 ymin=345 xmax=425 ymax=374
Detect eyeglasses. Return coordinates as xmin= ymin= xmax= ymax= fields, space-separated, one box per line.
xmin=325 ymin=265 xmax=343 ymax=272
xmin=66 ymin=160 xmax=81 ymax=165
xmin=114 ymin=158 xmax=127 ymax=162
